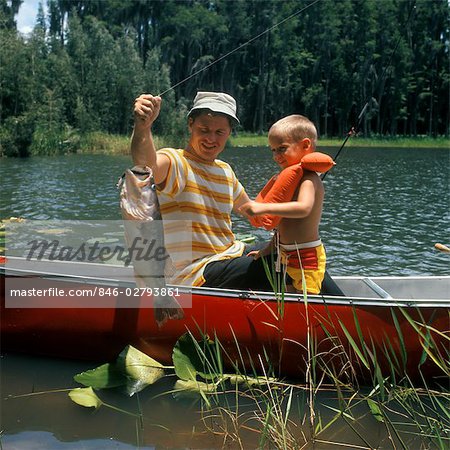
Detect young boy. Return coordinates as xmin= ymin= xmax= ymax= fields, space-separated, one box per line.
xmin=239 ymin=115 xmax=326 ymax=294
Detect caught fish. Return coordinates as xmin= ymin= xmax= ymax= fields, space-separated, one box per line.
xmin=118 ymin=166 xmax=184 ymax=327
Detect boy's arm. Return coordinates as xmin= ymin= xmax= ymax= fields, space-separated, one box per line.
xmin=131 ymin=94 xmax=170 ymax=185
xmin=240 ymin=177 xmax=317 ymax=219
xmin=233 ymin=190 xmax=251 ymax=213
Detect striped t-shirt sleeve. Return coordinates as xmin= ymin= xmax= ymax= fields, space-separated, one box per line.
xmin=233 ymin=175 xmax=246 ymax=204
xmin=157 ymin=148 xmax=188 ymax=197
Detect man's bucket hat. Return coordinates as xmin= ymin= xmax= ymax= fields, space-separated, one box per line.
xmin=188 ymin=91 xmax=240 ymax=124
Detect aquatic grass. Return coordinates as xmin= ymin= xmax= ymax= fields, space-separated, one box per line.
xmin=337 ymin=318 xmax=370 ymax=372
xmin=77 ymin=131 xmax=170 ymax=155
xmin=169 ymin=329 xmax=300 ymax=448
xmin=381 ymin=339 xmax=402 ymax=384
xmin=248 ymin=254 xmax=347 ymax=447
xmin=171 ymin=328 xmax=307 ymax=447
xmin=254 ymin=382 xmax=298 ymax=449
xmin=70 ymin=346 xmax=449 ymax=448
xmin=248 ymin=264 xmax=398 ymax=446
xmin=421 ymin=327 xmax=449 ymax=378
xmin=297 ymin=304 xmax=449 ymax=448
xmin=391 ymin=309 xmax=408 ymax=369
xmin=383 ymin=381 xmax=450 ymax=450
xmin=397 ymin=308 xmax=450 ymax=380
xmin=230 ymin=133 xmax=450 ymax=149
xmin=315 ymin=320 xmax=359 ymax=384
xmin=261 ymin=252 xmax=286 ymax=319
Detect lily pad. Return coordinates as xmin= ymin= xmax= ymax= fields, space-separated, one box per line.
xmin=223 ymin=374 xmax=276 ymax=387
xmin=73 ymin=346 xmax=166 ymax=396
xmin=74 ymin=363 xmax=126 ymax=389
xmin=85 ymin=237 xmax=120 ymax=244
xmin=173 ymin=379 xmax=217 ymax=405
xmin=172 ymin=333 xmax=220 ymax=381
xmin=116 ymin=345 xmax=166 ymax=395
xmin=36 ymin=228 xmax=73 ymax=235
xmin=174 ymin=379 xmax=217 ymax=394
xmin=68 ymin=387 xmax=103 ymax=409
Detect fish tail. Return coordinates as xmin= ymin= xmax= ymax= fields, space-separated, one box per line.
xmin=154 ymin=295 xmax=185 ymax=327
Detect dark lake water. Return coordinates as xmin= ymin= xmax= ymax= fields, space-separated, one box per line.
xmin=1 ymin=146 xmax=449 ymax=449
xmin=1 ymin=146 xmax=448 ymax=275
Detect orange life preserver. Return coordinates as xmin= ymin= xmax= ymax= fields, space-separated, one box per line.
xmin=249 ymin=152 xmax=335 ymax=230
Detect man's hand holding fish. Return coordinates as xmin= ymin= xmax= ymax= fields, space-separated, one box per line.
xmin=134 ymin=94 xmax=161 ymax=127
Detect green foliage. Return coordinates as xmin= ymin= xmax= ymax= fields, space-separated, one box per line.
xmin=172 ymin=332 xmax=207 ymax=381
xmin=73 ymin=363 xmax=126 ymax=390
xmin=72 ymin=345 xmax=168 ymax=397
xmin=1 ymin=0 xmax=449 ymax=157
xmin=69 ymin=386 xmax=103 ymax=409
xmin=0 ymin=114 xmax=34 ymax=157
xmin=116 ymin=345 xmax=166 ymax=395
xmin=172 ymin=331 xmax=224 ymax=382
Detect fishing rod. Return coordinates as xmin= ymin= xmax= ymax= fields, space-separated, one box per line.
xmin=321 ymin=0 xmax=417 ymax=181
xmin=158 ymin=0 xmax=321 ymax=97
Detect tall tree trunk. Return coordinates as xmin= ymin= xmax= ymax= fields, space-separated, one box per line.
xmin=255 ymin=36 xmax=268 ymax=134
xmin=323 ymin=79 xmax=329 ymax=137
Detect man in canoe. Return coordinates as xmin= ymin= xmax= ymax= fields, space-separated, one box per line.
xmin=131 ymin=91 xmax=272 ymax=290
xmin=239 ymin=115 xmax=328 ymax=294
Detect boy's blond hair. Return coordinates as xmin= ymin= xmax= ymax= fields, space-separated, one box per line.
xmin=269 ymin=115 xmax=317 ymax=149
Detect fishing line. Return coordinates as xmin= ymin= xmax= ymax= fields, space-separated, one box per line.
xmin=321 ymin=0 xmax=417 ymax=181
xmin=158 ymin=0 xmax=321 ymax=96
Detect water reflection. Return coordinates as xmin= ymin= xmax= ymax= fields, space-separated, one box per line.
xmin=1 ymin=354 xmax=437 ymax=450
xmin=1 ymin=354 xmax=221 ymax=449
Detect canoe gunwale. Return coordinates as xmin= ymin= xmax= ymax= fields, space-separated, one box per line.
xmin=193 ymin=286 xmax=450 ymax=308
xmin=1 ymin=259 xmax=449 ymax=309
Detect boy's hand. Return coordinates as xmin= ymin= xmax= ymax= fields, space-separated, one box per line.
xmin=238 ymin=201 xmax=266 ymax=218
xmin=134 ymin=94 xmax=161 ymax=129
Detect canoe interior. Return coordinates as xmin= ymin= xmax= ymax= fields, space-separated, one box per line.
xmin=333 ymin=276 xmax=450 ymax=301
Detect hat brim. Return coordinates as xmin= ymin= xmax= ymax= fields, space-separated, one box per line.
xmin=188 ymin=104 xmax=240 ymax=124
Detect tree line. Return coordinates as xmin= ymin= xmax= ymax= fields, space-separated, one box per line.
xmin=1 ymin=0 xmax=448 ymax=157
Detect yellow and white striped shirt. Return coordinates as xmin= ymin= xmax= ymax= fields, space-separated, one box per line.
xmin=156 ymin=148 xmax=246 ymax=286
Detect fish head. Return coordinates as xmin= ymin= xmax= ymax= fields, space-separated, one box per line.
xmin=120 ymin=166 xmax=161 ymax=221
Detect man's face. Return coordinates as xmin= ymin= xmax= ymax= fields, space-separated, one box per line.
xmin=188 ymin=113 xmax=232 ymax=162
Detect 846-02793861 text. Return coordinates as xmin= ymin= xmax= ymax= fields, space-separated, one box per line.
xmin=7 ymin=286 xmax=182 ymax=298
xmin=92 ymin=286 xmax=181 ymax=297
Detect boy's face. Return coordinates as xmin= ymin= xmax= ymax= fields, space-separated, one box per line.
xmin=269 ymin=132 xmax=311 ymax=169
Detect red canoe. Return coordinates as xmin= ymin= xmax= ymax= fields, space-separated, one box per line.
xmin=1 ymin=257 xmax=449 ymax=383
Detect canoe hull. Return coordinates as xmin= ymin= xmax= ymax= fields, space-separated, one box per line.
xmin=1 ymin=271 xmax=448 ymax=383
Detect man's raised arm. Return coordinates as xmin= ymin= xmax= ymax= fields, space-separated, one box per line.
xmin=131 ymin=94 xmax=169 ymax=184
